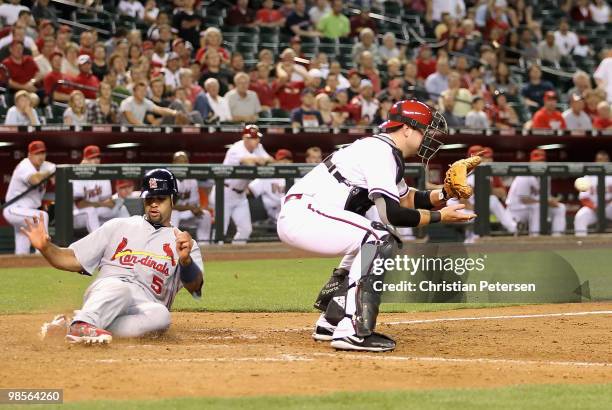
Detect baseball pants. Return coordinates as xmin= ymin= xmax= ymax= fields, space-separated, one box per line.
xmin=2 ymin=206 xmax=49 ymax=255
xmin=74 ymin=201 xmax=130 ymax=233
xmin=277 ymin=196 xmax=390 ymax=339
xmin=574 ymin=203 xmax=612 ymax=236
xmin=509 ymin=203 xmax=567 ymax=236
xmin=171 ymin=209 xmax=212 ymax=242
xmin=209 ymin=187 xmax=253 ymax=243
xmin=73 ymin=276 xmax=171 ymax=338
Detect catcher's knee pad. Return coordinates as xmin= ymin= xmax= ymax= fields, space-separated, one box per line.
xmin=354 ymin=233 xmax=399 ymax=337
xmin=314 ymin=268 xmax=349 ymax=312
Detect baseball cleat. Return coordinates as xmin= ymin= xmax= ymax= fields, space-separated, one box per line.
xmin=40 ymin=314 xmax=69 ymax=340
xmin=66 ymin=321 xmax=112 ymax=345
xmin=331 ymin=332 xmax=396 ymax=352
xmin=312 ymin=325 xmax=335 ymax=341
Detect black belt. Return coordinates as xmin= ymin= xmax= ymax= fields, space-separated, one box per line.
xmin=323 ymin=158 xmax=349 ymax=186
xmin=224 ymin=183 xmax=245 ymax=194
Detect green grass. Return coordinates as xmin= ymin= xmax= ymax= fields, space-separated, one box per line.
xmin=15 ymin=384 xmax=612 ymax=410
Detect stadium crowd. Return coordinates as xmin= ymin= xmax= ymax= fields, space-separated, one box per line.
xmin=0 ymin=0 xmax=611 ymax=131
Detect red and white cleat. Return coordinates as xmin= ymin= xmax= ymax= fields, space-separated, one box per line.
xmin=40 ymin=314 xmax=69 ymax=341
xmin=66 ymin=321 xmax=112 ymax=345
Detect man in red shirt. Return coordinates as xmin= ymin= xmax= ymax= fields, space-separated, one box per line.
xmin=593 ymin=101 xmax=612 ymax=129
xmin=416 ymin=45 xmax=436 ymax=81
xmin=249 ymin=61 xmax=277 ymax=112
xmin=226 ymin=0 xmax=256 ymax=27
xmin=2 ymin=40 xmax=40 ymax=92
xmin=274 ymin=75 xmax=304 ymax=113
xmin=531 ymin=90 xmax=566 ymax=130
xmin=70 ymin=54 xmax=100 ymax=99
xmin=35 ymin=19 xmax=55 ymax=51
xmin=43 ymin=51 xmax=71 ymax=102
xmin=255 ymin=0 xmax=285 ymax=27
xmin=79 ymin=31 xmax=95 ymax=58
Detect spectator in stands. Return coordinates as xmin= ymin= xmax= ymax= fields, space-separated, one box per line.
xmin=309 ymin=0 xmax=330 ymax=25
xmin=584 ymin=88 xmax=606 ymax=119
xmin=305 ymin=68 xmax=323 ymax=90
xmin=349 ymin=6 xmax=376 ymax=37
xmin=310 ymin=52 xmax=330 ymax=77
xmin=492 ymin=61 xmax=518 ymax=97
xmin=317 ymin=0 xmax=350 ymax=39
xmin=34 ymin=20 xmax=54 ymax=51
xmin=168 ymin=87 xmax=205 ymax=125
xmin=160 ymin=52 xmax=180 ymax=92
xmin=0 ymin=0 xmax=29 ymax=26
xmin=562 ymin=93 xmax=592 ymax=131
xmin=145 ymin=76 xmax=169 ymax=125
xmin=331 ymin=88 xmax=356 ymax=124
xmin=593 ymin=101 xmax=612 ymax=130
xmin=379 ymin=32 xmax=403 ymax=64
xmin=521 ymin=65 xmax=555 ymax=109
xmin=87 ymin=81 xmax=118 ymax=124
xmin=34 ymin=37 xmax=55 ymax=78
xmin=4 ymin=90 xmax=39 ymax=125
xmin=225 ymin=72 xmax=261 ymax=122
xmin=63 ymin=90 xmax=88 ymax=125
xmin=227 ymin=0 xmax=256 ymax=27
xmin=465 ymin=97 xmax=489 ymax=129
xmin=44 ymin=51 xmax=70 ymax=103
xmin=172 ymin=0 xmax=202 ymax=47
xmin=71 ymin=55 xmax=100 ymax=100
xmin=590 ymin=0 xmax=610 ymax=23
xmin=440 ymin=71 xmax=472 ymax=120
xmin=351 ymin=28 xmax=379 ymax=66
xmin=150 ymin=38 xmax=167 ymax=67
xmin=204 ymin=78 xmax=232 ymax=122
xmin=119 ymin=81 xmax=180 ymax=125
xmin=567 ymin=70 xmax=591 ymax=100
xmin=380 ymin=78 xmax=406 ymax=104
xmin=594 ymin=49 xmax=612 ymax=104
xmin=3 ymin=41 xmax=40 ymax=93
xmin=91 ymin=43 xmax=108 ymax=81
xmin=415 ymin=45 xmax=436 ymax=81
xmin=570 ymin=0 xmax=591 ymax=21
xmin=385 ymin=57 xmax=402 ymax=85
xmin=305 ymin=146 xmax=323 ymax=163
xmin=0 ymin=24 xmax=37 ymax=61
xmin=249 ymin=62 xmax=276 ymax=114
xmin=554 ymin=19 xmax=578 ymax=57
xmin=255 ymin=0 xmax=285 ymax=27
xmin=291 ymin=88 xmax=323 ymax=127
xmin=32 ymin=0 xmax=58 ymax=23
xmin=177 ymin=68 xmax=204 ymax=107
xmin=439 ymin=94 xmax=462 ymax=128
xmin=228 ymin=52 xmax=246 ymax=78
xmin=315 ymin=93 xmax=339 ymax=126
xmin=351 ymin=79 xmax=379 ymax=125
xmin=429 ymin=0 xmax=466 ymax=23
xmin=284 ymin=0 xmax=319 ymax=37
xmin=197 ymin=27 xmax=230 ymax=66
xmin=279 ymin=0 xmax=295 ymax=17
xmin=491 ymin=89 xmax=519 ymax=129
xmin=531 ymin=91 xmax=566 ymax=130
xmin=200 ymin=49 xmax=232 ymax=95
xmin=358 ymin=51 xmax=381 ymax=93
xmin=518 ymin=28 xmax=539 ymax=62
xmin=61 ymin=43 xmax=80 ymax=77
xmin=118 ymin=0 xmax=145 ymax=20
xmin=276 ymin=48 xmax=308 ymax=82
xmin=538 ymin=31 xmax=562 ymax=66
xmin=457 ymin=18 xmax=481 ymax=57
xmin=326 ymin=60 xmax=348 ymax=89
xmin=79 ymin=31 xmax=95 ymax=59
xmin=144 ymin=0 xmax=159 ymax=24
xmin=425 ymin=58 xmax=450 ymax=101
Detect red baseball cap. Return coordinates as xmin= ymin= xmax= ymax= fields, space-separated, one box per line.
xmin=116 ymin=179 xmax=134 ymax=189
xmin=543 ymin=90 xmax=558 ymax=101
xmin=530 ymin=148 xmax=546 ymax=161
xmin=275 ymin=149 xmax=293 ymax=161
xmin=28 ymin=140 xmax=46 ymax=154
xmin=83 ymin=145 xmax=101 ymax=159
xmin=481 ymin=146 xmax=493 ymax=158
xmin=467 ymin=145 xmax=484 ymax=156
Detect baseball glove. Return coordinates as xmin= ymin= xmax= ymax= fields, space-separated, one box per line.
xmin=443 ymin=154 xmax=483 ymax=199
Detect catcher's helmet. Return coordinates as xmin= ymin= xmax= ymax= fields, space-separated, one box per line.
xmin=141 ymin=168 xmax=179 ymax=199
xmin=380 ymin=99 xmax=448 ymax=162
xmin=243 ymin=124 xmax=263 ymax=139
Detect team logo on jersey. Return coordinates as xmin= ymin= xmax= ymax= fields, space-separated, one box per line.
xmin=111 ymin=237 xmax=172 ymax=276
xmin=149 ymin=179 xmax=158 ymax=189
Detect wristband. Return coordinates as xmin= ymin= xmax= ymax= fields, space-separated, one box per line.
xmin=430 ymin=210 xmax=441 ymax=223
xmin=179 ymin=259 xmax=201 ymax=283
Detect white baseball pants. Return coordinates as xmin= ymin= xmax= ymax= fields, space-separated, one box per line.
xmin=209 ymin=187 xmax=252 ymax=243
xmin=2 ymin=206 xmax=49 ymax=255
xmin=74 ymin=201 xmax=130 ymax=233
xmin=509 ymin=203 xmax=567 ymax=236
xmin=574 ymin=204 xmax=612 ymax=236
xmin=171 ymin=209 xmax=212 ymax=243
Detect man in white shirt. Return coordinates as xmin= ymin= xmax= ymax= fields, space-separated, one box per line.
xmin=562 ymin=93 xmax=592 ymax=131
xmin=248 ymin=149 xmax=293 ymax=221
xmin=162 ymin=52 xmax=181 ymax=92
xmin=2 ymin=140 xmax=55 ymax=254
xmin=554 ymin=19 xmax=579 ymax=57
xmin=210 ymin=125 xmax=273 ymax=243
xmin=204 ymin=78 xmax=232 ymax=122
xmin=594 ymin=49 xmax=612 ymax=104
xmin=308 ymin=0 xmax=330 ymax=24
xmin=0 ymin=0 xmax=29 ymax=25
xmin=119 ymin=81 xmax=180 ymax=125
xmin=430 ymin=0 xmax=466 ymax=22
xmin=118 ymin=0 xmax=145 ymax=20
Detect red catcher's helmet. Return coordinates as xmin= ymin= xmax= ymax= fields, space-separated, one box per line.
xmin=380 ymin=99 xmax=448 ymax=162
xmin=243 ymin=124 xmax=263 ymax=139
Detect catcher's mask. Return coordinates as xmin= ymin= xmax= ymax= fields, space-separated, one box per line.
xmin=380 ymin=99 xmax=448 ymax=164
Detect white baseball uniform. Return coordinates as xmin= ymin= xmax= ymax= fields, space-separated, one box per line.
xmin=3 ymin=158 xmax=55 ymax=254
xmin=277 ymin=135 xmax=408 ymax=339
xmin=210 ymin=140 xmax=271 ymax=243
xmin=73 ymin=180 xmax=130 ymax=233
xmin=248 ymin=178 xmax=286 ymax=220
xmin=574 ymin=175 xmax=612 ymax=236
xmin=69 ymin=216 xmax=204 ymax=337
xmin=171 ymin=178 xmax=212 ymax=243
xmin=506 ymin=176 xmax=566 ymax=235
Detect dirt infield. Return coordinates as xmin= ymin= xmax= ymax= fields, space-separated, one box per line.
xmin=1 ymin=303 xmax=611 ymax=402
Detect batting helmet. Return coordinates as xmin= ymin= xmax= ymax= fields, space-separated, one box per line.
xmin=380 ymin=99 xmax=448 ymax=162
xmin=141 ymin=168 xmax=179 ymax=199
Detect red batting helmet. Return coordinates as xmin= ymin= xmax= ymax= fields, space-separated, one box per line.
xmin=243 ymin=124 xmax=263 ymax=139
xmin=380 ymin=99 xmax=448 ymax=162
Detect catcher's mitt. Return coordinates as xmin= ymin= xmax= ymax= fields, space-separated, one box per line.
xmin=443 ymin=154 xmax=483 ymax=199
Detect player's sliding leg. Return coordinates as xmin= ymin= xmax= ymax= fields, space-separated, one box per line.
xmin=107 ymin=302 xmax=171 ymax=338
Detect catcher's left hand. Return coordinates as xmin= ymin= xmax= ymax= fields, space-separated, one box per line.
xmin=443 ymin=154 xmax=483 ymax=199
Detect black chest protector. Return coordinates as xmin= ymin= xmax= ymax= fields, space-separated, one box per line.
xmin=326 ymin=135 xmax=405 ymax=216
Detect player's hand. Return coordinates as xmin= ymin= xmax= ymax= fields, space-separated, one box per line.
xmin=174 ymin=228 xmax=193 ymax=265
xmin=440 ymin=203 xmax=476 ymax=222
xmin=20 ymin=211 xmax=50 ymax=252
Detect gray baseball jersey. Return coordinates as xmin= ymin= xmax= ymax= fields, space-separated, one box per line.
xmin=69 ymin=215 xmax=204 ymax=308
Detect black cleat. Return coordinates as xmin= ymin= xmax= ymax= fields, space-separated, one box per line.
xmin=331 ymin=332 xmax=396 ymax=352
xmin=312 ymin=325 xmax=335 ymax=341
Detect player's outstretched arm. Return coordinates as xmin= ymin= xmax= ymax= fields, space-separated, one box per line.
xmin=20 ymin=212 xmax=83 ymax=272
xmin=375 ymin=196 xmax=476 ymax=227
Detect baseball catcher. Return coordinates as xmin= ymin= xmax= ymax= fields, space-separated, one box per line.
xmin=32 ymin=168 xmax=204 ymax=344
xmin=277 ymin=99 xmax=478 ymax=352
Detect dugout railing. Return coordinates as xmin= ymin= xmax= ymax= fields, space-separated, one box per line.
xmin=54 ymin=163 xmax=427 ymax=246
xmin=474 ymin=162 xmax=612 ymax=236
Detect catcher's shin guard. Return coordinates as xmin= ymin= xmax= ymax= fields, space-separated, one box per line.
xmin=314 ymin=268 xmax=349 ymax=312
xmin=322 ymin=270 xmax=350 ymax=326
xmin=354 ymin=233 xmax=398 ymax=337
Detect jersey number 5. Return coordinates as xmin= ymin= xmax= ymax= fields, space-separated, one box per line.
xmin=151 ymin=275 xmax=164 ymax=295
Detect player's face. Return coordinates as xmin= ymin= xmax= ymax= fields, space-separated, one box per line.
xmin=401 ymin=126 xmax=424 ymax=158
xmin=595 ymin=152 xmax=609 ymax=163
xmin=29 ymin=152 xmax=46 ymax=168
xmin=144 ymin=195 xmax=173 ymax=225
xmin=243 ymin=136 xmax=259 ymax=152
